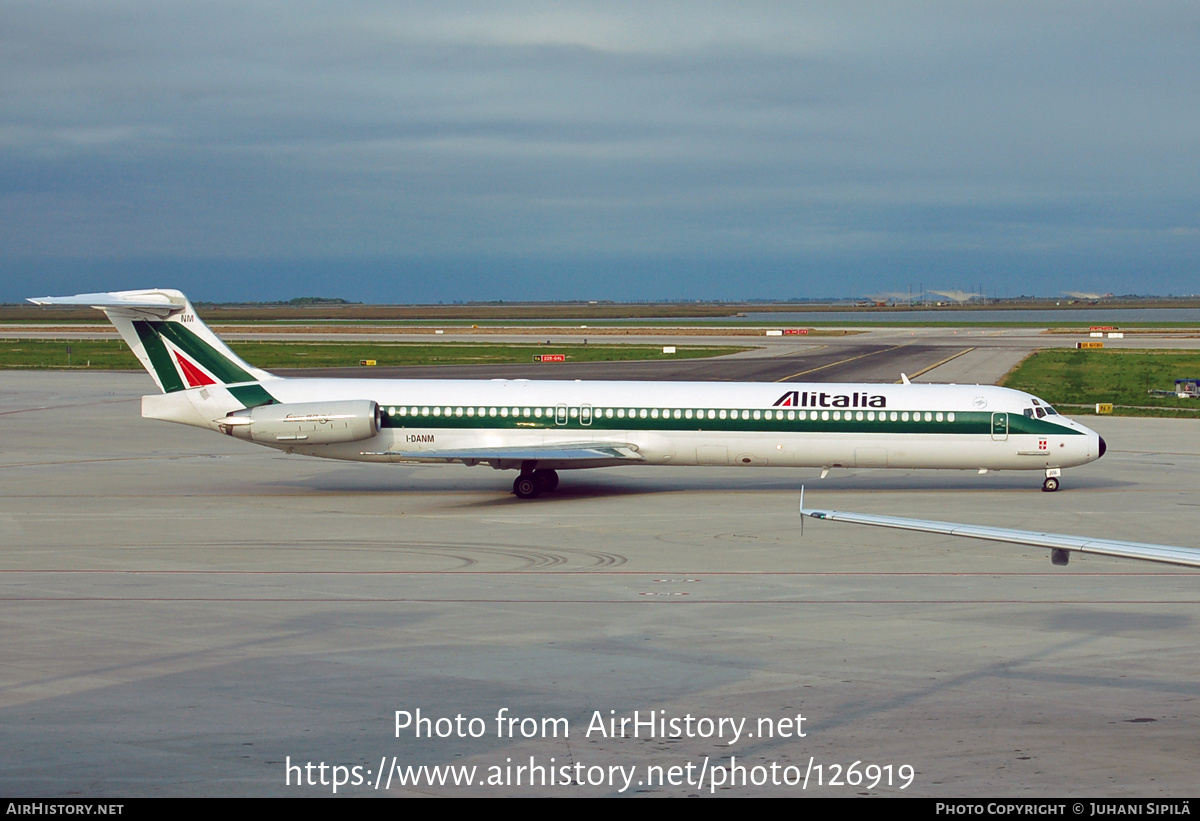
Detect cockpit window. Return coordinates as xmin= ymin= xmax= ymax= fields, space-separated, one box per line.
xmin=1027 ymin=397 xmax=1059 ymax=417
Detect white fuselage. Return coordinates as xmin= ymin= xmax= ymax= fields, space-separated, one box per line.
xmin=32 ymin=288 xmax=1104 ymax=493
xmin=145 ymin=377 xmax=1104 ymax=474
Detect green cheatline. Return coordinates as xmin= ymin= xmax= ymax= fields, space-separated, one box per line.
xmin=1001 ymin=349 xmax=1200 ymax=418
xmin=373 ymin=405 xmax=1077 ymax=437
xmin=0 ymin=339 xmax=749 ymax=370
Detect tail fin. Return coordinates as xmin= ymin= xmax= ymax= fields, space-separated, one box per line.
xmin=28 ymin=289 xmax=277 ymax=393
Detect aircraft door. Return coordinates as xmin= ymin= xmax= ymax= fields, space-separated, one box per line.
xmin=580 ymin=404 xmax=593 ymax=426
xmin=991 ymin=412 xmax=1009 ymax=441
xmin=555 ymin=404 xmax=568 ymax=425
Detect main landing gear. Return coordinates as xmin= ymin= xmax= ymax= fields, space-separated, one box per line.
xmin=512 ymin=468 xmax=559 ymax=499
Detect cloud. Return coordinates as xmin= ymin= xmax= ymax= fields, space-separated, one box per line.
xmin=2 ymin=1 xmax=1198 ymax=300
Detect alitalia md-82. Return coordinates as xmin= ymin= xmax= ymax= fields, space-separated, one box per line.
xmin=30 ymin=289 xmax=1106 ymax=499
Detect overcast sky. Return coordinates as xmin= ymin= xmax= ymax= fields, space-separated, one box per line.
xmin=3 ymin=1 xmax=1198 ymax=303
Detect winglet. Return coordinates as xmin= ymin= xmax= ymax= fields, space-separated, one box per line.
xmin=798 ymin=485 xmax=831 ymax=533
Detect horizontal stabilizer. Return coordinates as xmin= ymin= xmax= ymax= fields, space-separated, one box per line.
xmin=29 ymin=290 xmax=184 ymax=317
xmin=28 ymin=288 xmax=276 ymax=393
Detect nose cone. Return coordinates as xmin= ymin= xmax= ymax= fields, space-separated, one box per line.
xmin=1098 ymin=435 xmax=1107 ymax=458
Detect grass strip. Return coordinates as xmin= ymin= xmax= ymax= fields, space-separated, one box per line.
xmin=0 ymin=339 xmax=747 ymax=370
xmin=1001 ymin=349 xmax=1200 ymax=418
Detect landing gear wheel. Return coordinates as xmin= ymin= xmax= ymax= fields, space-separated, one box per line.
xmin=1042 ymin=476 xmax=1060 ymax=493
xmin=513 ymin=474 xmax=541 ymax=499
xmin=533 ymin=469 xmax=559 ymax=493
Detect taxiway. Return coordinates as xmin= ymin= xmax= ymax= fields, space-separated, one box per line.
xmin=1 ymin=341 xmax=1197 ymax=796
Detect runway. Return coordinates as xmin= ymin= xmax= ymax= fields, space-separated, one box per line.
xmin=2 ymin=351 xmax=1199 ymax=796
xmin=278 ymin=341 xmax=971 ymax=383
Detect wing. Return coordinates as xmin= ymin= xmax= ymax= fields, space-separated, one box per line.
xmin=799 ymin=499 xmax=1200 ymax=568
xmin=362 ymin=443 xmax=645 ymax=470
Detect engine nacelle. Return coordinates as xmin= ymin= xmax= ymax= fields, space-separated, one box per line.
xmin=219 ymin=400 xmax=381 ymax=445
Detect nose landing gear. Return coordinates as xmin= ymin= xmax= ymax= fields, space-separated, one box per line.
xmin=1042 ymin=468 xmax=1062 ymax=492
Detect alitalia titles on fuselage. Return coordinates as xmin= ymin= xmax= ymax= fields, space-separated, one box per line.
xmin=774 ymin=390 xmax=887 ymax=409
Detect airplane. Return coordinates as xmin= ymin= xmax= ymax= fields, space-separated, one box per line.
xmin=927 ymin=289 xmax=980 ymax=304
xmin=799 ymin=490 xmax=1200 ymax=569
xmin=1063 ymin=291 xmax=1115 ymax=302
xmin=29 ymin=289 xmax=1107 ymax=499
